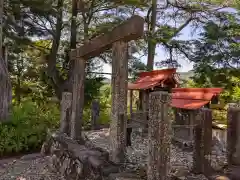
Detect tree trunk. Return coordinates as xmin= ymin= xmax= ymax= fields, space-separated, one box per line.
xmin=0 ymin=0 xmax=2 ymax=58
xmin=61 ymin=0 xmax=78 ymax=131
xmin=142 ymin=0 xmax=157 ymax=130
xmin=70 ymin=0 xmax=77 ymax=50
xmin=0 ymin=58 xmax=11 ymax=122
xmin=147 ymin=0 xmax=157 ymax=70
xmin=0 ymin=0 xmax=12 ymax=122
xmin=70 ymin=57 xmax=86 ymax=142
xmin=67 ymin=0 xmax=78 ymax=91
xmin=46 ymin=0 xmax=64 ymax=100
xmin=16 ymin=72 xmax=21 ymax=104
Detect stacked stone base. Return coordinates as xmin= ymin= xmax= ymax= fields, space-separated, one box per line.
xmin=41 ymin=132 xmax=132 ymax=180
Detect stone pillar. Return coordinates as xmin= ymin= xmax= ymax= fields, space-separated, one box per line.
xmin=175 ymin=109 xmax=184 ymax=125
xmin=70 ymin=57 xmax=86 ymax=141
xmin=148 ymin=91 xmax=171 ymax=180
xmin=142 ymin=90 xmax=149 ymax=112
xmin=60 ymin=92 xmax=72 ymax=135
xmin=91 ymin=100 xmax=100 ymax=130
xmin=110 ymin=41 xmax=128 ymax=163
xmin=138 ymin=90 xmax=143 ymax=110
xmin=129 ymin=90 xmax=133 ymax=115
xmin=142 ymin=90 xmax=149 ymax=133
xmin=173 ymin=108 xmax=178 ymax=124
xmin=189 ymin=110 xmax=196 ymax=141
xmin=193 ymin=108 xmax=213 ymax=176
xmin=227 ymin=107 xmax=240 ymax=165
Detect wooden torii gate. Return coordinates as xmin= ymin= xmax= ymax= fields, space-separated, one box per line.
xmin=69 ymin=15 xmax=144 ymax=162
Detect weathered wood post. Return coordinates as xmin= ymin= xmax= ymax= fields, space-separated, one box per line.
xmin=91 ymin=100 xmax=100 ymax=130
xmin=110 ymin=41 xmax=128 ymax=163
xmin=70 ymin=53 xmax=86 ymax=141
xmin=193 ymin=108 xmax=213 ymax=176
xmin=227 ymin=107 xmax=240 ymax=166
xmin=70 ymin=15 xmax=144 ymax=148
xmin=148 ymin=91 xmax=171 ymax=180
xmin=116 ymin=113 xmax=127 ymax=162
xmin=60 ymin=92 xmax=72 ymax=135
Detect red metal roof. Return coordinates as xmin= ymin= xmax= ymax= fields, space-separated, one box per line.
xmin=171 ymin=88 xmax=223 ymax=109
xmin=172 ymin=88 xmax=223 ymax=94
xmin=128 ymin=68 xmax=178 ymax=90
xmin=128 ymin=81 xmax=161 ymax=90
xmin=171 ymin=99 xmax=210 ymax=109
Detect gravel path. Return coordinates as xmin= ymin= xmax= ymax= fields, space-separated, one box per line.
xmin=0 ymin=153 xmax=64 ymax=180
xmin=0 ymin=128 xmax=227 ymax=180
xmin=85 ymin=128 xmax=227 ymax=179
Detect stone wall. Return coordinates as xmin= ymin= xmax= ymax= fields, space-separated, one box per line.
xmin=41 ymin=132 xmax=122 ymax=180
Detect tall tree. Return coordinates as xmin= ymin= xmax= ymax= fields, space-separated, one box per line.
xmin=146 ymin=0 xmax=157 ymax=70
xmin=0 ymin=0 xmax=11 ymax=121
xmin=144 ymin=1 xmax=230 ymax=68
xmin=190 ymin=11 xmax=240 ymax=101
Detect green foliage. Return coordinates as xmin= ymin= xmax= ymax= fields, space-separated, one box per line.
xmin=0 ymin=100 xmax=60 ymax=156
xmin=212 ymin=109 xmax=227 ymax=124
xmin=98 ymin=84 xmax=111 ymax=125
xmin=2 ymin=0 xmax=240 ymax=155
xmin=188 ymin=11 xmax=240 ymax=102
xmin=73 ymin=84 xmax=112 ymax=129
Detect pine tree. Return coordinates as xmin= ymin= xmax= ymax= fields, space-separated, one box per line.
xmin=0 ymin=0 xmax=12 ymax=121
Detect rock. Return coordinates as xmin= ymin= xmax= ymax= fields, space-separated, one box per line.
xmin=41 ymin=141 xmax=50 ymax=155
xmin=20 ymin=153 xmax=42 ymax=161
xmin=88 ymin=156 xmax=105 ymax=169
xmin=101 ymin=164 xmax=120 ymax=176
xmin=136 ymin=166 xmax=146 ymax=178
xmin=43 ymin=132 xmax=123 ymax=179
xmin=173 ymin=167 xmax=189 ymax=177
xmin=39 ymin=129 xmax=230 ymax=180
xmin=60 ymin=157 xmax=70 ymax=175
xmin=75 ymin=162 xmax=83 ymax=176
xmin=49 ymin=154 xmax=59 ymax=171
xmin=108 ymin=172 xmax=141 ymax=180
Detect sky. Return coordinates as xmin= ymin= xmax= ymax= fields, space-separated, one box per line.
xmin=101 ymin=7 xmax=237 ymax=79
xmin=101 ymin=24 xmax=196 ymax=79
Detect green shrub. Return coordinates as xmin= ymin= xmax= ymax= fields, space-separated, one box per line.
xmin=212 ymin=109 xmax=227 ymax=124
xmin=98 ymin=107 xmax=111 ymax=125
xmin=82 ymin=106 xmax=111 ymax=129
xmin=0 ymin=100 xmax=60 ymax=156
